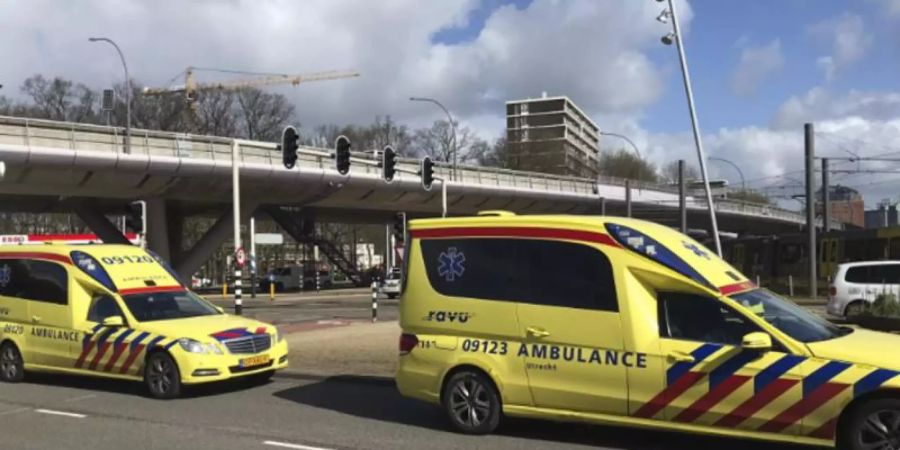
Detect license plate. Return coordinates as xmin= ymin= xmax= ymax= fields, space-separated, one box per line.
xmin=239 ymin=355 xmax=270 ymax=368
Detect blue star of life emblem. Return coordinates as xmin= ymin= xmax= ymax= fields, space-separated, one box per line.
xmin=683 ymin=241 xmax=710 ymax=259
xmin=438 ymin=247 xmax=466 ymax=282
xmin=0 ymin=264 xmax=10 ymax=287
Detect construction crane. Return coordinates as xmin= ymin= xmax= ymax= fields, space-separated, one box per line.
xmin=142 ymin=66 xmax=360 ymax=107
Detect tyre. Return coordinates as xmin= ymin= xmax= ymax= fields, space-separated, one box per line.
xmin=144 ymin=352 xmax=182 ymax=399
xmin=839 ymin=398 xmax=900 ymax=450
xmin=0 ymin=342 xmax=24 ymax=383
xmin=442 ymin=370 xmax=501 ymax=435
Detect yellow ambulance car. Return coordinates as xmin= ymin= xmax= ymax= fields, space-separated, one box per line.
xmin=0 ymin=244 xmax=288 ymax=398
xmin=397 ymin=213 xmax=900 ymax=450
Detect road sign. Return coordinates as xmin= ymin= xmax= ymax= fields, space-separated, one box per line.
xmin=255 ymin=233 xmax=284 ymax=245
xmin=235 ymin=247 xmax=247 ymax=269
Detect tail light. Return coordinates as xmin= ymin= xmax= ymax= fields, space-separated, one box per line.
xmin=829 ymin=286 xmax=837 ymax=298
xmin=399 ymin=333 xmax=419 ymax=355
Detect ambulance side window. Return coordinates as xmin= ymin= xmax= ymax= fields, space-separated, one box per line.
xmin=87 ymin=295 xmax=124 ymax=323
xmin=658 ymin=293 xmax=762 ymax=346
xmin=0 ymin=259 xmax=68 ymax=305
xmin=420 ymin=238 xmax=617 ymax=311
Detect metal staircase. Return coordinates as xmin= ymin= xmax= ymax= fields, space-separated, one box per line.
xmin=263 ymin=206 xmax=364 ymax=286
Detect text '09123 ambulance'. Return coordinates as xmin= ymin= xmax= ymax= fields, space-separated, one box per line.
xmin=0 ymin=244 xmax=288 ymax=398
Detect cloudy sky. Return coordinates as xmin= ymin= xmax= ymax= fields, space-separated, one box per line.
xmin=2 ymin=0 xmax=900 ymax=207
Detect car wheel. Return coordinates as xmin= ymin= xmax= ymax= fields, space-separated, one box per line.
xmin=144 ymin=352 xmax=182 ymax=399
xmin=0 ymin=342 xmax=24 ymax=383
xmin=442 ymin=370 xmax=501 ymax=435
xmin=845 ymin=301 xmax=868 ymax=319
xmin=840 ymin=398 xmax=900 ymax=450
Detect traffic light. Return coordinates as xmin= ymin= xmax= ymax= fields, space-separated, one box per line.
xmin=334 ymin=135 xmax=351 ymax=175
xmin=392 ymin=212 xmax=406 ymax=244
xmin=382 ymin=145 xmax=397 ymax=182
xmin=281 ymin=126 xmax=299 ymax=169
xmin=420 ymin=156 xmax=435 ymax=191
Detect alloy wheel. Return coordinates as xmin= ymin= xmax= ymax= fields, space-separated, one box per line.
xmin=448 ymin=376 xmax=492 ymax=428
xmin=0 ymin=345 xmax=20 ymax=380
xmin=857 ymin=409 xmax=900 ymax=450
xmin=147 ymin=357 xmax=174 ymax=395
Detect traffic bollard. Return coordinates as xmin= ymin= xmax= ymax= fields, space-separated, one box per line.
xmin=755 ymin=275 xmax=760 ymax=287
xmin=316 ymin=272 xmax=320 ymax=293
xmin=222 ymin=282 xmax=228 ymax=299
xmin=371 ymin=280 xmax=378 ymax=323
xmin=269 ymin=282 xmax=275 ymax=301
xmin=789 ymin=275 xmax=794 ymax=297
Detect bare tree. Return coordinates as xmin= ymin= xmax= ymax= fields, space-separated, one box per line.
xmin=661 ymin=160 xmax=700 ymax=184
xmin=470 ymin=136 xmax=510 ymax=168
xmin=194 ymin=90 xmax=237 ymax=137
xmin=411 ymin=120 xmax=476 ymax=162
xmin=20 ymin=74 xmax=98 ymax=122
xmin=235 ymin=88 xmax=296 ymax=141
xmin=598 ymin=149 xmax=659 ymax=182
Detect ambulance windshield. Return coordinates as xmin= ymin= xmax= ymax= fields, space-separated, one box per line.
xmin=731 ymin=289 xmax=849 ymax=343
xmin=122 ymin=290 xmax=220 ymax=322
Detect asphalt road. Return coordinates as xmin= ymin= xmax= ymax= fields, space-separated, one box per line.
xmin=0 ymin=372 xmax=816 ymax=450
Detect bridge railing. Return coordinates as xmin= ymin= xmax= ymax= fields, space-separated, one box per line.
xmin=0 ymin=115 xmax=806 ymax=222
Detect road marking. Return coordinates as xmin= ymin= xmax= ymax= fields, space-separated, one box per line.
xmin=263 ymin=440 xmax=334 ymax=450
xmin=35 ymin=409 xmax=87 ymax=419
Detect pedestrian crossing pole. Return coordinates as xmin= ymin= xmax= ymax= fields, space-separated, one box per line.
xmin=371 ymin=280 xmax=378 ymax=323
xmin=314 ymin=245 xmax=321 ymax=293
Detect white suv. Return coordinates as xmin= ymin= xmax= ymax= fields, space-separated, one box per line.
xmin=382 ymin=267 xmax=402 ymax=299
xmin=827 ymin=260 xmax=900 ymax=318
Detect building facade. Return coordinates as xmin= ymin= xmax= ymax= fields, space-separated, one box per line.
xmin=865 ymin=203 xmax=899 ymax=229
xmin=819 ymin=185 xmax=866 ymax=228
xmin=506 ymin=94 xmax=600 ymax=178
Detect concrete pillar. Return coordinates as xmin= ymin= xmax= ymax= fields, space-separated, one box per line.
xmin=145 ymin=198 xmax=171 ymax=262
xmin=174 ymin=202 xmax=258 ymax=280
xmin=72 ymin=203 xmax=132 ymax=245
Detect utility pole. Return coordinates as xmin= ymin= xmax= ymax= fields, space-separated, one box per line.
xmin=821 ymin=158 xmax=830 ymax=233
xmin=805 ymin=123 xmax=816 ymax=299
xmin=678 ymin=159 xmax=687 ymax=234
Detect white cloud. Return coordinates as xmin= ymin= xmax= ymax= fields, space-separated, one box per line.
xmin=808 ymin=13 xmax=873 ymax=81
xmin=773 ymin=88 xmax=900 ymax=129
xmin=730 ymin=39 xmax=784 ymax=97
xmin=0 ymin=0 xmax=684 ymax=137
xmin=871 ymin=0 xmax=900 ymax=17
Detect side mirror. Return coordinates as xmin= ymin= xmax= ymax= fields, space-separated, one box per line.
xmin=102 ymin=316 xmax=125 ymax=327
xmin=742 ymin=332 xmax=772 ymax=351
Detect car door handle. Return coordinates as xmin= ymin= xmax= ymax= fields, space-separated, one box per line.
xmin=526 ymin=327 xmax=551 ymax=338
xmin=31 ymin=315 xmax=42 ymax=324
xmin=667 ymin=351 xmax=695 ymax=363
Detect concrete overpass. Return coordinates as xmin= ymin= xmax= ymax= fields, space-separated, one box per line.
xmin=0 ymin=115 xmax=809 ymax=279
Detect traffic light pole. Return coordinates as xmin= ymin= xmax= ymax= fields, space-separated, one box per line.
xmin=232 ymin=139 xmax=243 ymax=315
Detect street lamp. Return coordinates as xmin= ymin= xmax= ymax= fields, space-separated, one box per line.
xmin=410 ymin=96 xmax=457 ymax=181
xmin=708 ymin=157 xmax=746 ymax=191
xmin=89 ymin=37 xmax=132 ymax=153
xmin=654 ymin=0 xmax=722 ymax=257
xmin=599 ymin=131 xmax=642 ymax=159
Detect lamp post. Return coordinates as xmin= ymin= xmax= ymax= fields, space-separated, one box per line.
xmin=599 ymin=131 xmax=642 ymax=159
xmin=410 ymin=96 xmax=457 ymax=181
xmin=89 ymin=37 xmax=131 ymax=153
xmin=656 ymin=0 xmax=721 ymax=256
xmin=708 ymin=157 xmax=745 ymax=191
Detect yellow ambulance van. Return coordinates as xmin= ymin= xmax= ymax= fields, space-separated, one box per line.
xmin=0 ymin=244 xmax=288 ymax=398
xmin=397 ymin=213 xmax=900 ymax=450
